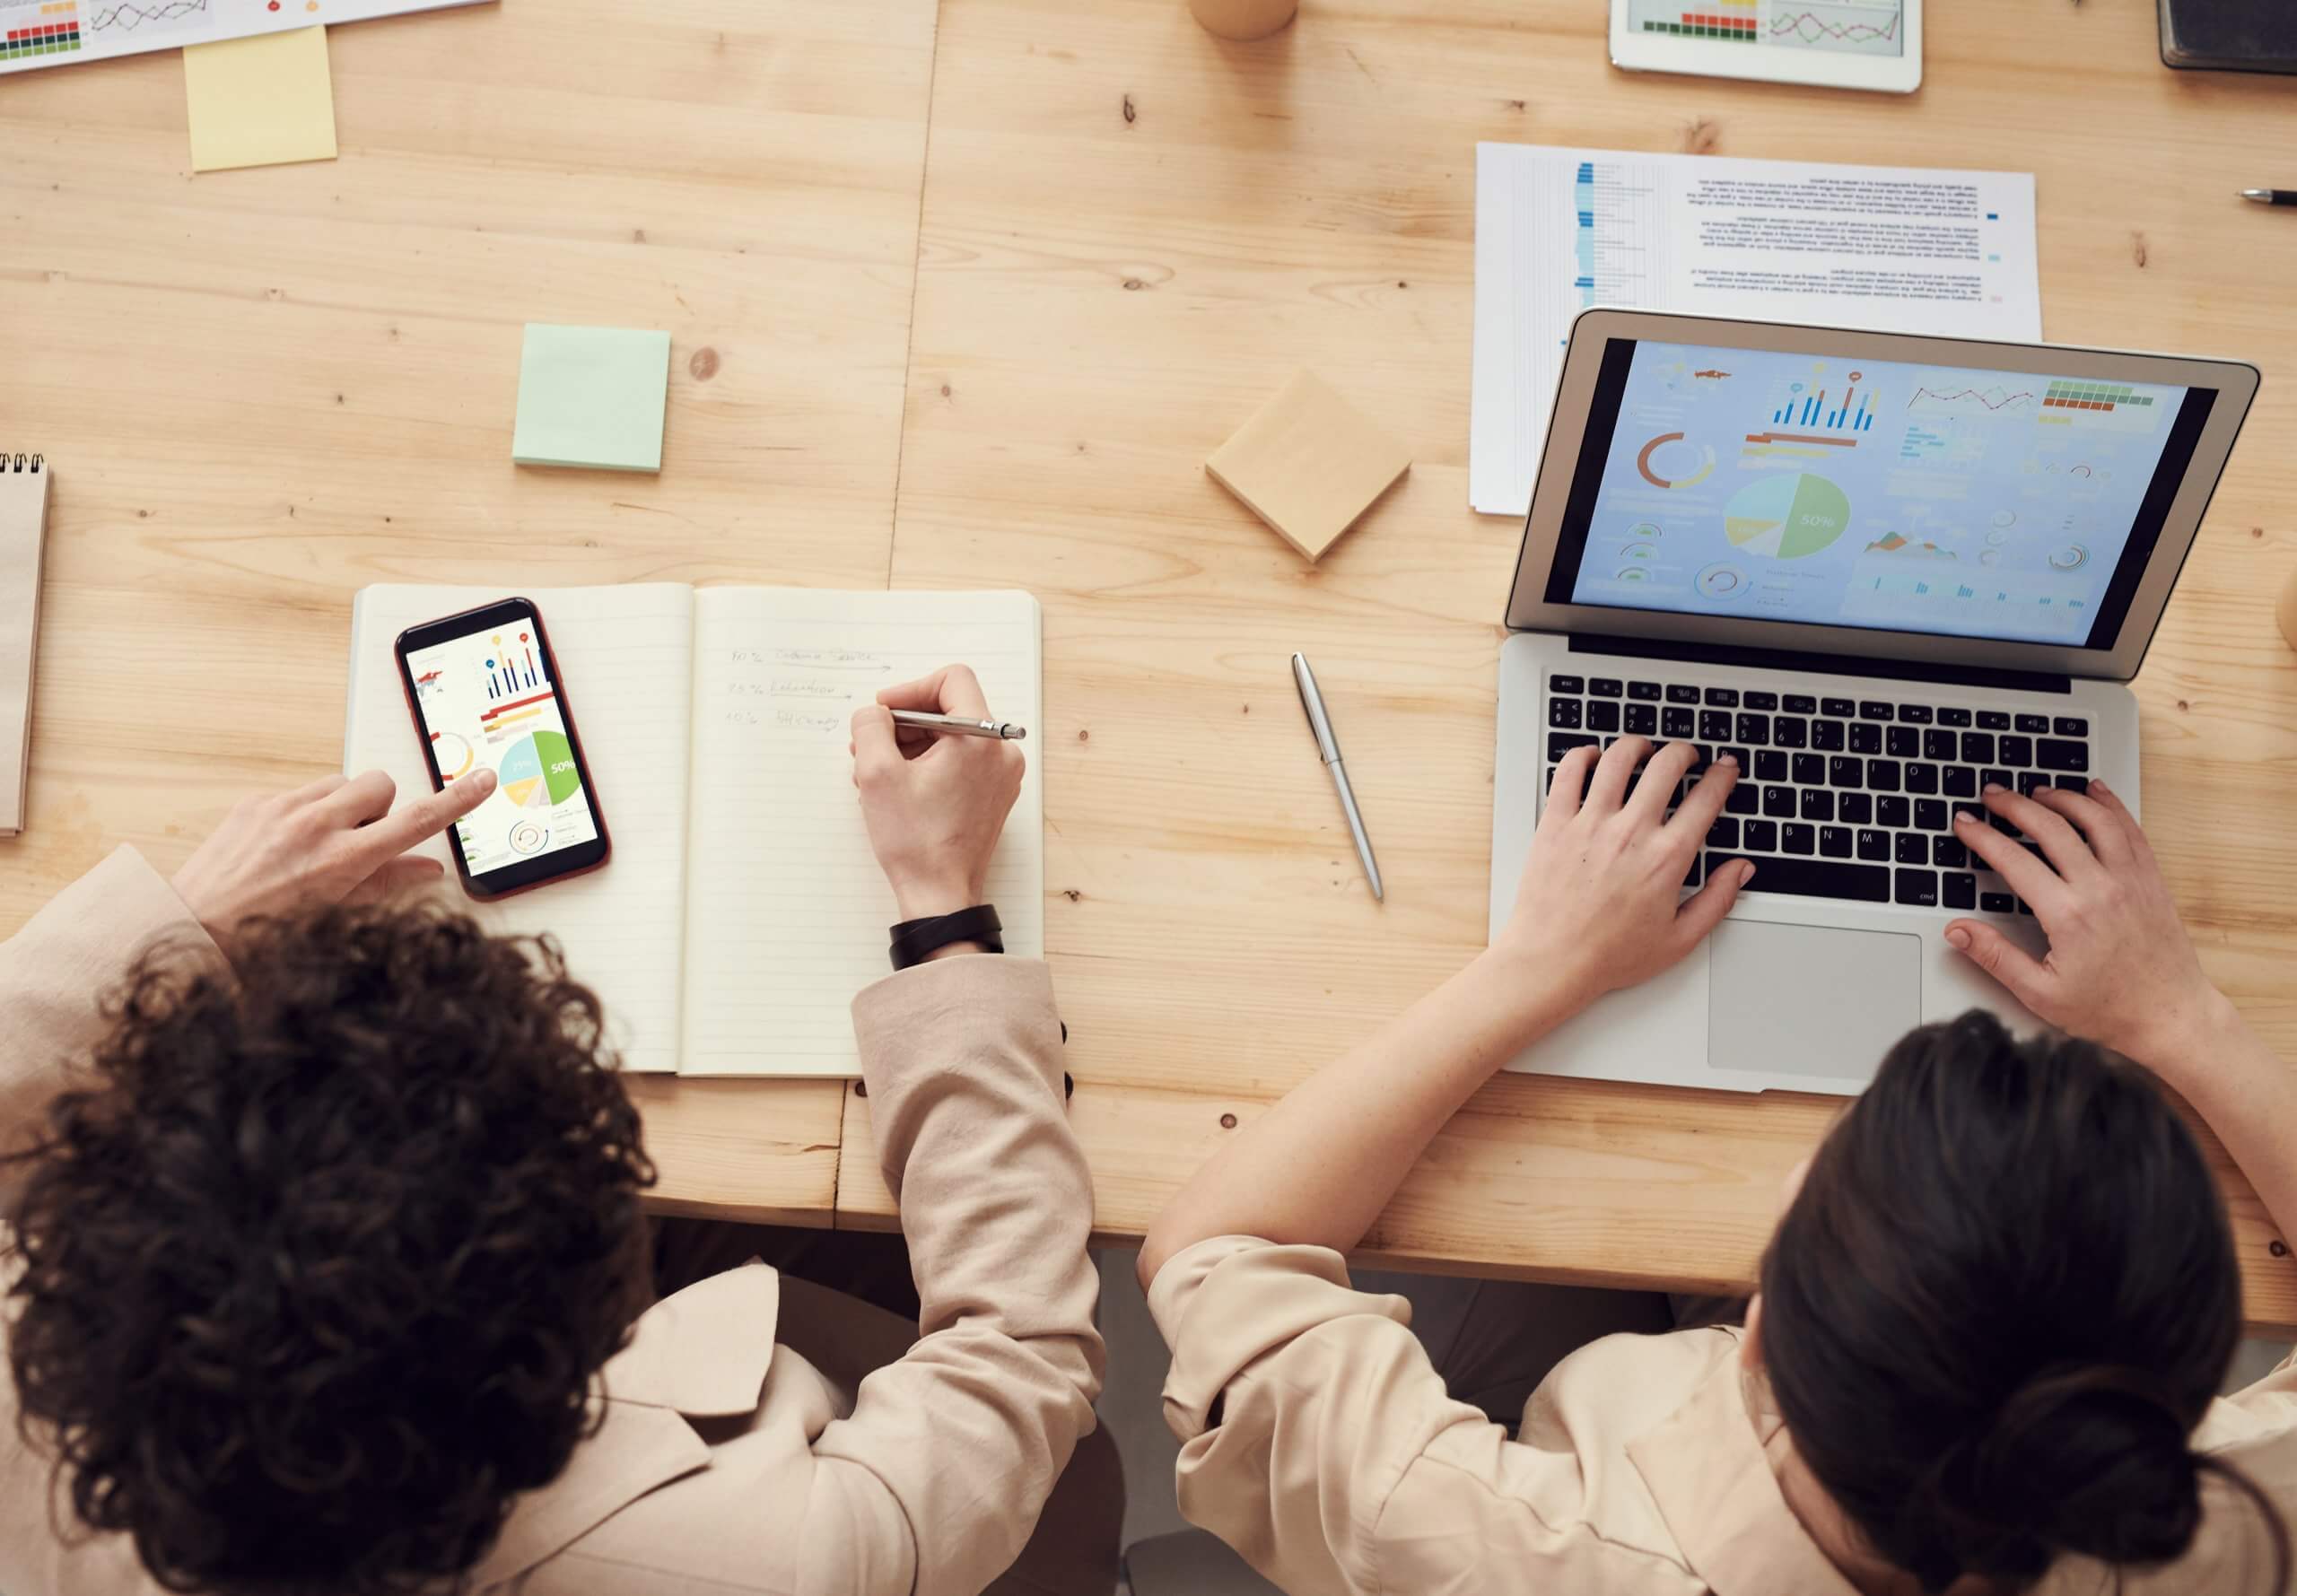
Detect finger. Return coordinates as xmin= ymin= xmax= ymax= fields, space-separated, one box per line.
xmin=1943 ymin=919 xmax=2056 ymax=1014
xmin=313 ymin=769 xmax=400 ymax=829
xmin=1667 ymin=754 xmax=1741 ymax=844
xmin=1623 ymin=740 xmax=1698 ymax=825
xmin=1582 ymin=736 xmax=1648 ymax=816
xmin=850 ymin=703 xmax=904 ymax=782
xmin=1981 ymin=783 xmax=2103 ymax=886
xmin=353 ymin=766 xmax=497 ymax=864
xmin=346 ymin=855 xmax=447 ymax=904
xmin=2083 ymin=777 xmax=2156 ymax=868
xmin=878 ymin=664 xmax=993 ymax=719
xmin=1674 ymin=857 xmax=1754 ymax=949
xmin=1539 ymin=745 xmax=1600 ymax=829
xmin=284 ymin=772 xmax=351 ymax=807
xmin=1952 ymin=806 xmax=2069 ymax=914
xmin=2029 ymin=786 xmax=2134 ymax=870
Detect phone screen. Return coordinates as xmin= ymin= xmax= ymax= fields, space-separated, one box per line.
xmin=398 ymin=603 xmax=607 ymax=893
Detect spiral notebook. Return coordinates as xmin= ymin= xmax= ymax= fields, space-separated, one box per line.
xmin=0 ymin=455 xmax=51 ymax=838
xmin=342 ymin=582 xmax=1044 ymax=1077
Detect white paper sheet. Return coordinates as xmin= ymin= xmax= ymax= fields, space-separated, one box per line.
xmin=0 ymin=0 xmax=488 ymax=78
xmin=1470 ymin=144 xmax=2042 ymax=518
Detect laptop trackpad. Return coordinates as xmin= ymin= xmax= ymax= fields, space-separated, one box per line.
xmin=1708 ymin=921 xmax=1921 ymax=1082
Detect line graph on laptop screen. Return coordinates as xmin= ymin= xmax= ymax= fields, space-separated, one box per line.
xmin=1567 ymin=343 xmax=2194 ymax=646
xmin=1626 ymin=0 xmax=1905 ymax=57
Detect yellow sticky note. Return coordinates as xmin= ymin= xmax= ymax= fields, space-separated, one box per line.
xmin=183 ymin=26 xmax=338 ymax=174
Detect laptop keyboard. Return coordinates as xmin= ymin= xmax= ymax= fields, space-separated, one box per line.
xmin=1542 ymin=673 xmax=2093 ymax=915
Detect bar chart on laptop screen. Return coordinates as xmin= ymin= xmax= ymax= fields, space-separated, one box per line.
xmin=1628 ymin=0 xmax=1905 ymax=57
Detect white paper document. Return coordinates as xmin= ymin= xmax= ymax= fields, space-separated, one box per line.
xmin=1471 ymin=144 xmax=2042 ymax=518
xmin=0 ymin=0 xmax=490 ymax=78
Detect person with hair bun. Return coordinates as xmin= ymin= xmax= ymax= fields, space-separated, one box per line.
xmin=1142 ymin=736 xmax=2297 ymax=1596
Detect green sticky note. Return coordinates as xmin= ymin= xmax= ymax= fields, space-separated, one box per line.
xmin=511 ymin=325 xmax=672 ymax=473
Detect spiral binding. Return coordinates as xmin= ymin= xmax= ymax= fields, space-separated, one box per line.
xmin=3 ymin=454 xmax=40 ymax=474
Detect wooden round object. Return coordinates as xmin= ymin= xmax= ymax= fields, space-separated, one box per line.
xmin=1188 ymin=0 xmax=1298 ymax=40
xmin=2278 ymin=566 xmax=2297 ymax=653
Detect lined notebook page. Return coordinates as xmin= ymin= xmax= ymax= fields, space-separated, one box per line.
xmin=680 ymin=588 xmax=1044 ymax=1077
xmin=342 ymin=584 xmax=696 ymax=1073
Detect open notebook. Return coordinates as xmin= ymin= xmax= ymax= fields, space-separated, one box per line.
xmin=343 ymin=584 xmax=1043 ymax=1077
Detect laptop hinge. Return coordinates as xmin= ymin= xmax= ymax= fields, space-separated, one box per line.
xmin=1568 ymin=632 xmax=2074 ymax=695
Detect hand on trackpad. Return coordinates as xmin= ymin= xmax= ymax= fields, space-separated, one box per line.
xmin=1707 ymin=920 xmax=1922 ymax=1081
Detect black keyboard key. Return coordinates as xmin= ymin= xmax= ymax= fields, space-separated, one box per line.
xmin=1811 ymin=720 xmax=1846 ymax=752
xmin=1629 ymin=680 xmax=1663 ymax=702
xmin=1896 ymin=869 xmax=1940 ymax=908
xmin=1981 ymin=891 xmax=2015 ymax=914
xmin=1667 ymin=684 xmax=1700 ymax=704
xmin=1900 ymin=704 xmax=1934 ymax=725
xmin=1590 ymin=677 xmax=1623 ymax=698
xmin=1773 ymin=716 xmax=1809 ymax=749
xmin=2054 ymin=717 xmax=2089 ymax=737
xmin=1934 ymin=835 xmax=1968 ymax=868
xmin=1708 ymin=816 xmax=1741 ymax=850
xmin=1684 ymin=853 xmax=1704 ymax=888
xmin=1998 ymin=735 xmax=2033 ymax=767
xmin=1937 ymin=708 xmax=1971 ymax=728
xmin=1887 ymin=726 xmax=1920 ymax=759
xmin=1789 ymin=754 xmax=1823 ymax=786
xmin=1838 ymin=793 xmax=1873 ymax=825
xmin=1856 ymin=829 xmax=1891 ymax=862
xmin=1625 ymin=703 xmax=1657 ymax=737
xmin=1943 ymin=766 xmax=1978 ymax=798
xmin=1587 ymin=701 xmax=1620 ymax=733
xmin=1688 ymin=744 xmax=1714 ymax=772
xmin=1896 ymin=833 xmax=1928 ymax=865
xmin=1704 ymin=687 xmax=1740 ymax=707
xmin=1756 ymin=750 xmax=1788 ymax=782
xmin=1785 ymin=694 xmax=1818 ymax=714
xmin=1744 ymin=691 xmax=1779 ymax=711
xmin=1763 ymin=785 xmax=1797 ymax=818
xmin=1663 ymin=707 xmax=1695 ymax=738
xmin=1550 ymin=698 xmax=1583 ymax=729
xmin=1860 ymin=701 xmax=1896 ymax=721
xmin=1549 ymin=732 xmax=1600 ymax=762
xmin=1782 ymin=824 xmax=1816 ymax=855
xmin=1821 ymin=697 xmax=1856 ymax=718
xmin=2019 ymin=772 xmax=2049 ymax=798
xmin=2015 ymin=713 xmax=2049 ymax=734
xmin=1550 ymin=675 xmax=1584 ymax=694
xmin=1829 ymin=755 xmax=1865 ymax=789
xmin=1726 ymin=784 xmax=1759 ymax=815
xmin=1983 ymin=768 xmax=2013 ymax=793
xmin=1904 ymin=763 xmax=1939 ymax=796
xmin=1801 ymin=789 xmax=1835 ymax=822
xmin=1944 ymin=872 xmax=1977 ymax=910
xmin=2058 ymin=775 xmax=2091 ymax=796
xmin=1877 ymin=796 xmax=1911 ymax=828
xmin=1699 ymin=710 xmax=1734 ymax=742
xmin=1821 ymin=824 xmax=1852 ymax=859
xmin=1978 ymin=711 xmax=2012 ymax=731
xmin=1743 ymin=819 xmax=1779 ymax=851
xmin=2037 ymin=738 xmax=2090 ymax=772
xmin=1961 ymin=732 xmax=1996 ymax=764
xmin=1848 ymin=723 xmax=1882 ymax=755
xmin=1721 ymin=746 xmax=1751 ymax=769
xmin=1868 ymin=759 xmax=1902 ymax=792
xmin=1737 ymin=712 xmax=1771 ymax=746
xmin=1923 ymin=729 xmax=1957 ymax=763
xmin=1916 ymin=799 xmax=1949 ymax=831
xmin=1709 ymin=853 xmax=1890 ymax=904
xmin=2017 ymin=899 xmax=2036 ymax=917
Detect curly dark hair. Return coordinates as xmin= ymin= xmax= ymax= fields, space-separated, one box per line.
xmin=4 ymin=901 xmax=656 ymax=1595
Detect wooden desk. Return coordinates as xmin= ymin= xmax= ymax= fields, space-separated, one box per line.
xmin=0 ymin=0 xmax=946 ymax=1223
xmin=843 ymin=0 xmax=2297 ymax=1330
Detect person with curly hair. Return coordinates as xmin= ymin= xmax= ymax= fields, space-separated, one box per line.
xmin=1140 ymin=738 xmax=2297 ymax=1595
xmin=0 ymin=663 xmax=1114 ymax=1596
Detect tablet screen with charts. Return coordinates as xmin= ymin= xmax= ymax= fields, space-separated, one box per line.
xmin=1609 ymin=0 xmax=1922 ymax=93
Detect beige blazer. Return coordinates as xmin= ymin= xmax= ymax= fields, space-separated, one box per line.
xmin=1150 ymin=1237 xmax=2297 ymax=1595
xmin=0 ymin=848 xmax=1104 ymax=1596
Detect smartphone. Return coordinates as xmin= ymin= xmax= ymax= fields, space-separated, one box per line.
xmin=394 ymin=597 xmax=611 ymax=899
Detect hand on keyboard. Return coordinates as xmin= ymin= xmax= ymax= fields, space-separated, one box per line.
xmin=1943 ymin=779 xmax=2226 ymax=1071
xmin=1495 ymin=736 xmax=1756 ymax=1009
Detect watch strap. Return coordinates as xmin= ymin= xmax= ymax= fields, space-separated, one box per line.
xmin=888 ymin=904 xmax=1004 ymax=971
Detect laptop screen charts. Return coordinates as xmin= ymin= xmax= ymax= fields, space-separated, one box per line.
xmin=1554 ymin=340 xmax=2217 ymax=650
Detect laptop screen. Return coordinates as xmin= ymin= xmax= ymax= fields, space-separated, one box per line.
xmin=1544 ymin=339 xmax=2219 ymax=650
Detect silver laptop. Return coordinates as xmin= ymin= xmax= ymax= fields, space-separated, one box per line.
xmin=1489 ymin=310 xmax=2257 ymax=1095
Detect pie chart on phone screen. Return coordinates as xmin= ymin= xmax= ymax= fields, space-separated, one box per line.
xmin=493 ymin=730 xmax=579 ymax=810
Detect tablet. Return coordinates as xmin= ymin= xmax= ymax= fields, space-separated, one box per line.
xmin=1610 ymin=0 xmax=1922 ymax=93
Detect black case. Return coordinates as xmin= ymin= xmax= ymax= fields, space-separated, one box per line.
xmin=2159 ymin=0 xmax=2297 ymax=73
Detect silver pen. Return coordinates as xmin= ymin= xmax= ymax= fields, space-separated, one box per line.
xmin=891 ymin=710 xmax=1028 ymax=740
xmin=1291 ymin=652 xmax=1384 ymax=903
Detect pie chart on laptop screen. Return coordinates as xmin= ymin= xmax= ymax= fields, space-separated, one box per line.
xmin=1725 ymin=472 xmax=1850 ymax=559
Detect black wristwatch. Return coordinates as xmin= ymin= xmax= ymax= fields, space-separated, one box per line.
xmin=887 ymin=904 xmax=1004 ymax=971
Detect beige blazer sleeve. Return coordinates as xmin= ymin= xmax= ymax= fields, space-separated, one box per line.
xmin=1148 ymin=1236 xmax=1706 ymax=1596
xmin=808 ymin=954 xmax=1105 ymax=1596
